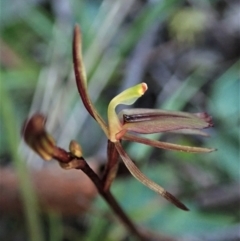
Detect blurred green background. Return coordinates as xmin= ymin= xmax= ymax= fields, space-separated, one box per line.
xmin=0 ymin=0 xmax=239 ymax=240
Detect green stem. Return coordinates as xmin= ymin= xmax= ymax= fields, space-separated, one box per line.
xmin=48 ymin=210 xmax=63 ymax=241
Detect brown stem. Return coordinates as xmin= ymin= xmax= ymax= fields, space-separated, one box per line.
xmin=54 ymin=147 xmax=146 ymax=241
xmin=23 ymin=115 xmax=145 ymax=239
xmin=80 ymin=160 xmax=147 ymax=241
xmin=102 ymin=141 xmax=120 ymax=191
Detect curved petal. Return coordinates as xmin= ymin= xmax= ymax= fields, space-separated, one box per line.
xmin=115 ymin=142 xmax=189 ymax=211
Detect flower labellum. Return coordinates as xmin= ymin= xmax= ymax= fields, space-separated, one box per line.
xmin=108 ymin=83 xmax=148 ymax=142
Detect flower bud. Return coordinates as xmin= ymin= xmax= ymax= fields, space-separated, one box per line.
xmin=69 ymin=140 xmax=82 ymax=158
xmin=22 ymin=114 xmax=55 ymax=161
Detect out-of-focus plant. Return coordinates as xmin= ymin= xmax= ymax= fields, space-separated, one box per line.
xmin=22 ymin=25 xmax=215 ymax=240
xmin=169 ymin=7 xmax=210 ymax=44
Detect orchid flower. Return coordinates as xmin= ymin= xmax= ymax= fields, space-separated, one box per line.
xmin=72 ymin=25 xmax=215 ymax=211
xmin=22 ymin=25 xmax=215 ymax=213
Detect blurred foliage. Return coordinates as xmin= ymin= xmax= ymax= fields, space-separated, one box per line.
xmin=169 ymin=7 xmax=209 ymax=44
xmin=0 ymin=0 xmax=239 ymax=241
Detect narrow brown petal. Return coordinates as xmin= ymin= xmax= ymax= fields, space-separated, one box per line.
xmin=119 ymin=109 xmax=212 ymax=124
xmin=73 ymin=25 xmax=108 ymax=135
xmin=73 ymin=25 xmax=94 ymax=117
xmin=123 ymin=133 xmax=216 ymax=153
xmin=123 ymin=118 xmax=208 ymax=134
xmin=115 ymin=142 xmax=189 ymax=211
xmin=164 ymin=191 xmax=189 ymax=211
xmin=119 ymin=109 xmax=213 ymax=134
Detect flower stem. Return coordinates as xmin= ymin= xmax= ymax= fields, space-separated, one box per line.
xmin=53 ymin=147 xmax=146 ymax=241
xmin=102 ymin=141 xmax=120 ymax=191
xmin=80 ymin=159 xmax=146 ymax=240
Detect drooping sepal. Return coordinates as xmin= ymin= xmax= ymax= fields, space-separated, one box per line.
xmin=115 ymin=142 xmax=189 ymax=211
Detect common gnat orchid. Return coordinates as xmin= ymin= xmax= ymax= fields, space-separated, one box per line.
xmin=23 ymin=25 xmax=215 ymax=213
xmin=72 ymin=25 xmax=215 ymax=211
xmin=22 ymin=24 xmax=217 ymax=241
